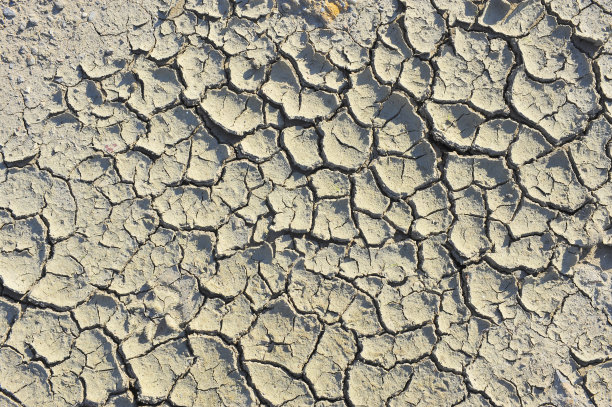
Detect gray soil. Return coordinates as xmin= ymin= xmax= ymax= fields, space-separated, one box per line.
xmin=0 ymin=0 xmax=611 ymax=406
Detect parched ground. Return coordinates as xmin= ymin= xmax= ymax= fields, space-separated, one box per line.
xmin=0 ymin=0 xmax=611 ymax=405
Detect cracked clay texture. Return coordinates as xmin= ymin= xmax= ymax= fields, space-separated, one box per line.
xmin=0 ymin=0 xmax=612 ymax=406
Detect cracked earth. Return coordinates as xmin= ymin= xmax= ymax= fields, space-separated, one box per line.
xmin=0 ymin=0 xmax=611 ymax=405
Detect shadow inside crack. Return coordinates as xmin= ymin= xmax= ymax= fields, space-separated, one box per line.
xmin=593 ymin=244 xmax=612 ymax=271
xmin=481 ymin=0 xmax=512 ymax=25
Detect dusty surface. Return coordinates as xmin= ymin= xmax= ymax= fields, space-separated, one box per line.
xmin=0 ymin=0 xmax=611 ymax=405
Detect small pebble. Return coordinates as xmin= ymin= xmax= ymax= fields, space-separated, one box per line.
xmin=28 ymin=17 xmax=38 ymax=27
xmin=26 ymin=55 xmax=36 ymax=66
xmin=3 ymin=7 xmax=16 ymax=18
xmin=16 ymin=75 xmax=24 ymax=83
xmin=53 ymin=1 xmax=65 ymax=11
xmin=81 ymin=12 xmax=88 ymax=19
xmin=87 ymin=11 xmax=97 ymax=22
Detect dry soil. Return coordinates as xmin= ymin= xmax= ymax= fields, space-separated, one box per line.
xmin=0 ymin=0 xmax=611 ymax=406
